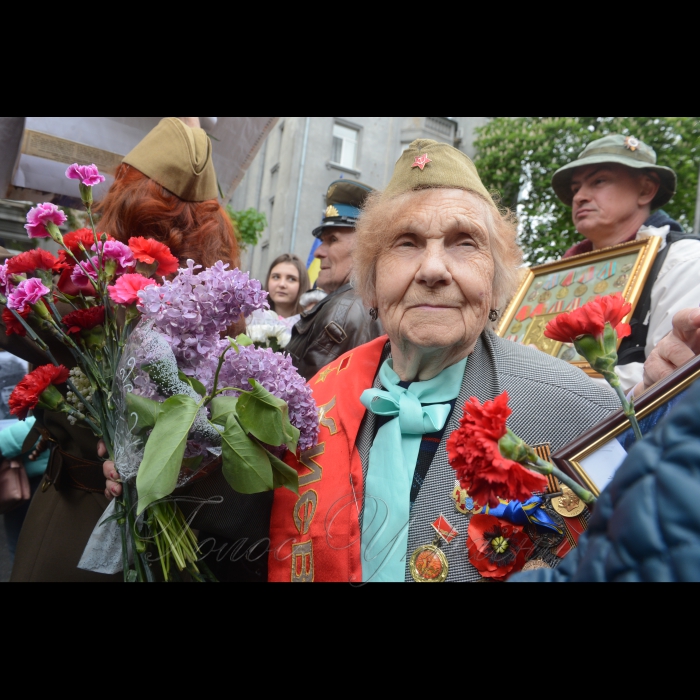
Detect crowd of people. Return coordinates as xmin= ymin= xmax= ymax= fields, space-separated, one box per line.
xmin=2 ymin=117 xmax=700 ymax=583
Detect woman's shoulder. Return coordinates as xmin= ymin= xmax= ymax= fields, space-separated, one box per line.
xmin=485 ymin=331 xmax=618 ymax=410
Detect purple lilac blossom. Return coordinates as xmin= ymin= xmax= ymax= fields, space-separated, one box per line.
xmin=137 ymin=260 xmax=269 ymax=384
xmin=217 ymin=343 xmax=319 ymax=452
xmin=25 ymin=203 xmax=67 ymax=239
xmin=7 ymin=278 xmax=50 ymax=310
xmin=65 ymin=164 xmax=106 ymax=187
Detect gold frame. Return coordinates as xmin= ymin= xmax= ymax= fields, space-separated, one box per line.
xmin=497 ymin=237 xmax=662 ymax=376
xmin=553 ymin=355 xmax=700 ymax=498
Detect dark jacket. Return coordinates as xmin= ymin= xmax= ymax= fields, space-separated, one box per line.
xmin=286 ymin=283 xmax=384 ymax=382
xmin=513 ymin=379 xmax=700 ymax=583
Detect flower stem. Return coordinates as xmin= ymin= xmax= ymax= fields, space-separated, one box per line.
xmin=613 ymin=385 xmax=644 ymax=443
xmin=526 ymin=456 xmax=597 ymax=506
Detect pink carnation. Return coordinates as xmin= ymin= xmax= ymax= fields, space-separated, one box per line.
xmin=25 ymin=203 xmax=67 ymax=239
xmin=0 ymin=263 xmax=10 ymax=296
xmin=109 ymin=274 xmax=157 ymax=305
xmin=71 ymin=262 xmax=99 ymax=289
xmin=93 ymin=240 xmax=135 ymax=271
xmin=66 ymin=164 xmax=106 ymax=187
xmin=7 ymin=278 xmax=50 ymax=310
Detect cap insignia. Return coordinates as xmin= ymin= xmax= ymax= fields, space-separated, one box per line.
xmin=325 ymin=205 xmax=340 ymax=218
xmin=412 ymin=154 xmax=432 ymax=171
xmin=625 ymin=137 xmax=640 ymax=152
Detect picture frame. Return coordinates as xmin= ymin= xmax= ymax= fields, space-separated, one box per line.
xmin=497 ymin=237 xmax=663 ymax=376
xmin=551 ymin=354 xmax=700 ymax=500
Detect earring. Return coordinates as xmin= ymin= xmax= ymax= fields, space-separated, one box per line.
xmin=489 ymin=310 xmax=499 ymax=323
xmin=370 ymin=308 xmax=379 ymax=321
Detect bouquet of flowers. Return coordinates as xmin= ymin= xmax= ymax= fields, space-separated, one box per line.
xmin=0 ymin=164 xmax=319 ymax=582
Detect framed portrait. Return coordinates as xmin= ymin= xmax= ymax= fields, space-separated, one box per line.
xmin=497 ymin=237 xmax=662 ymax=376
xmin=551 ymin=354 xmax=700 ymax=500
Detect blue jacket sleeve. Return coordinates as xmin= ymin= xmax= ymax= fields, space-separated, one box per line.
xmin=0 ymin=417 xmax=36 ymax=460
xmin=512 ymin=379 xmax=700 ymax=583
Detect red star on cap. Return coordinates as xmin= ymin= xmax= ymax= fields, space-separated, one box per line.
xmin=412 ymin=154 xmax=432 ymax=171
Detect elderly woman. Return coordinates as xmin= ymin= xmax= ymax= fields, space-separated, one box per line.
xmin=267 ymin=140 xmax=620 ymax=583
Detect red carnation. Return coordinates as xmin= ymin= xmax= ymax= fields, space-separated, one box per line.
xmin=9 ymin=364 xmax=70 ymax=420
xmin=467 ymin=515 xmax=534 ymax=581
xmin=545 ymin=293 xmax=632 ymax=344
xmin=128 ymin=237 xmax=179 ymax=277
xmin=63 ymin=229 xmax=114 ymax=259
xmin=2 ymin=306 xmax=31 ymax=337
xmin=62 ymin=306 xmax=106 ymax=335
xmin=447 ymin=393 xmax=547 ymax=509
xmin=7 ymin=249 xmax=67 ymax=276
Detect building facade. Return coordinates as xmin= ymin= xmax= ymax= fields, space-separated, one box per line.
xmin=230 ymin=117 xmax=490 ymax=280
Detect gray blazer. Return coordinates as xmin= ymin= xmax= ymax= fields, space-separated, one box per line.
xmin=357 ymin=330 xmax=620 ymax=583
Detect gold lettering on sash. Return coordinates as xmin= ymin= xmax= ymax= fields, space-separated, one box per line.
xmin=299 ymin=444 xmax=325 ymax=487
xmin=318 ymin=397 xmax=339 ymax=436
xmin=292 ymin=542 xmax=314 ymax=583
xmin=294 ymin=490 xmax=319 ymax=535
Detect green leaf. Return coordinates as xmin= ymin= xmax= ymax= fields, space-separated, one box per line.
xmin=235 ymin=333 xmax=254 ymax=347
xmin=220 ymin=415 xmax=274 ymax=494
xmin=135 ymin=395 xmax=200 ymax=515
xmin=266 ymin=448 xmax=300 ymax=495
xmin=237 ymin=380 xmax=299 ymax=451
xmin=209 ymin=396 xmax=239 ymax=427
xmin=125 ymin=393 xmax=162 ymax=435
xmin=178 ymin=371 xmax=207 ymax=398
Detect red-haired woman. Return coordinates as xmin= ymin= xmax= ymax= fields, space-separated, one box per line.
xmin=5 ymin=117 xmax=241 ymax=582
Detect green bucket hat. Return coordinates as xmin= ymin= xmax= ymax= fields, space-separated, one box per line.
xmin=552 ymin=134 xmax=677 ymax=210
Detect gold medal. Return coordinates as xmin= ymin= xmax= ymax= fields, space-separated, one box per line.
xmin=574 ymin=285 xmax=588 ymax=298
xmin=522 ymin=559 xmax=552 ymax=572
xmin=410 ymin=515 xmax=459 ymax=583
xmin=410 ymin=546 xmax=449 ymax=583
xmin=509 ymin=321 xmax=523 ymax=335
xmin=556 ymin=287 xmax=569 ymax=300
xmin=594 ymin=281 xmax=609 ymax=294
xmin=551 ymin=486 xmax=587 ymax=519
xmin=538 ymin=291 xmax=552 ymax=303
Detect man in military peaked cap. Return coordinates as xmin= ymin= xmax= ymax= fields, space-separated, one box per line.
xmin=286 ymin=180 xmax=384 ymax=381
xmin=552 ymin=134 xmax=700 ymax=396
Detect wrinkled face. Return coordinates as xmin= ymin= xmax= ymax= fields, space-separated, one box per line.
xmin=571 ymin=164 xmax=655 ymax=244
xmin=268 ymin=263 xmax=301 ymax=308
xmin=315 ymin=227 xmax=355 ymax=293
xmin=375 ymin=189 xmax=495 ymax=355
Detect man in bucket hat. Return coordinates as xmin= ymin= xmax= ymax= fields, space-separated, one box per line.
xmin=552 ymin=134 xmax=700 ymax=395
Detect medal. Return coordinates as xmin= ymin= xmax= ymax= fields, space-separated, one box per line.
xmin=594 ymin=281 xmax=609 ymax=294
xmin=527 ymin=291 xmax=538 ymax=302
xmin=556 ymin=287 xmax=569 ymax=300
xmin=538 ymin=291 xmax=552 ymax=303
xmin=551 ymin=485 xmax=587 ymax=519
xmin=510 ymin=321 xmax=523 ymax=335
xmin=522 ymin=559 xmax=552 ymax=572
xmin=574 ymin=285 xmax=588 ymax=298
xmin=453 ymin=484 xmax=483 ymax=516
xmin=615 ymin=274 xmax=629 ymax=289
xmin=410 ymin=515 xmax=459 ymax=584
xmin=621 ymin=263 xmax=634 ymax=274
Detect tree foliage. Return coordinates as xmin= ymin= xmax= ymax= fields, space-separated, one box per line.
xmin=473 ymin=117 xmax=700 ymax=264
xmin=227 ymin=206 xmax=267 ymax=251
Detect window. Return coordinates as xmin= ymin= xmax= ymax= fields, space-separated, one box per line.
xmin=332 ymin=123 xmax=359 ymax=170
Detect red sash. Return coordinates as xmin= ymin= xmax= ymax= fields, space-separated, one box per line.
xmin=268 ymin=336 xmax=389 ymax=583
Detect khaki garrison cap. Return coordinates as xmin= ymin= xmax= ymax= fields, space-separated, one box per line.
xmin=384 ymin=139 xmax=496 ymax=208
xmin=123 ymin=118 xmax=219 ymax=202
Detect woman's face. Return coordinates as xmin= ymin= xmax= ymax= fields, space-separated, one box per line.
xmin=375 ymin=189 xmax=495 ymax=358
xmin=268 ymin=263 xmax=301 ymax=311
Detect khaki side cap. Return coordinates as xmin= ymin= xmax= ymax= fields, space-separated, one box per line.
xmin=383 ymin=139 xmax=496 ymax=208
xmin=122 ymin=118 xmax=219 ymax=202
